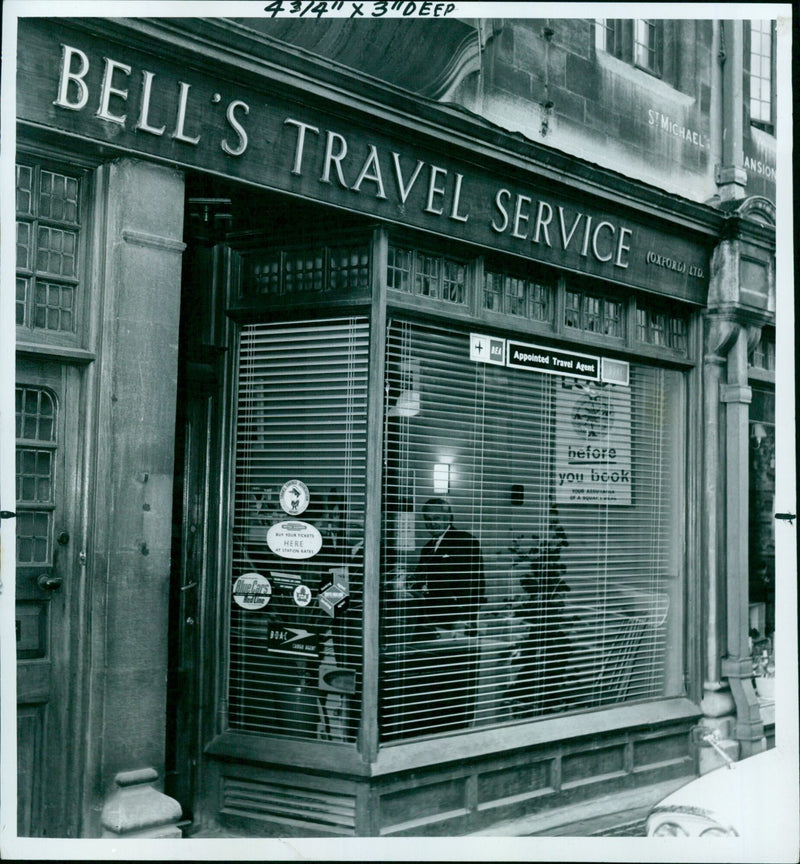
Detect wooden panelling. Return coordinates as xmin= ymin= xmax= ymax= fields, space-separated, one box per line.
xmin=17 ymin=706 xmax=45 ymax=836
xmin=561 ymin=744 xmax=627 ymax=787
xmin=633 ymin=730 xmax=694 ymax=769
xmin=221 ymin=775 xmax=357 ymax=836
xmin=16 ymin=602 xmax=48 ymax=660
xmin=477 ymin=758 xmax=552 ymax=806
xmin=380 ymin=776 xmax=468 ymax=833
xmin=17 ymin=660 xmax=50 ymax=704
xmin=203 ymin=697 xmax=697 ymax=836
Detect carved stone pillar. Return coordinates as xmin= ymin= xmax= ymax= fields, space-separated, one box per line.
xmin=87 ymin=158 xmax=185 ymax=835
xmin=720 ymin=328 xmax=765 ymax=758
xmin=699 ymin=312 xmax=739 ymax=771
xmin=701 ymin=217 xmax=773 ymax=769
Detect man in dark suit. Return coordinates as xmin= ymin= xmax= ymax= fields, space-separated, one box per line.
xmin=403 ymin=497 xmax=484 ymax=734
xmin=412 ymin=497 xmax=484 ymax=636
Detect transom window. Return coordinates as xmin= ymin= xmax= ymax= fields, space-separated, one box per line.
xmin=16 ymin=163 xmax=82 ymax=337
xmin=565 ymin=289 xmax=624 ymax=338
xmin=635 ymin=299 xmax=688 ymax=352
xmin=483 ymin=268 xmax=554 ymax=324
xmin=244 ymin=242 xmax=370 ymax=297
xmin=387 ymin=245 xmax=468 ymax=305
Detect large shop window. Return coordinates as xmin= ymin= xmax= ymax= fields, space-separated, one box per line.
xmin=228 ymin=318 xmax=369 ymax=742
xmin=380 ymin=320 xmax=686 ymax=741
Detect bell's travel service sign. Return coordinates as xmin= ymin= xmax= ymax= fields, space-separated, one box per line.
xmin=17 ymin=19 xmax=709 ymax=303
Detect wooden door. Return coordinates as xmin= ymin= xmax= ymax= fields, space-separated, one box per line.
xmin=166 ymin=388 xmax=213 ymax=821
xmin=15 ymin=356 xmax=80 ymax=837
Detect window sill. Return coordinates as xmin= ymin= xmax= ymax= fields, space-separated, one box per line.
xmin=748 ymin=366 xmax=776 ymax=384
xmin=16 ymin=341 xmax=96 ymax=364
xmin=372 ymin=697 xmax=700 ymax=775
xmin=205 ymin=697 xmax=700 ymax=777
xmin=596 ymin=51 xmax=694 ymax=104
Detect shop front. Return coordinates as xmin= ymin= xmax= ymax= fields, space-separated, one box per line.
xmin=12 ymin=15 xmax=775 ymax=840
xmin=175 ymin=205 xmax=704 ymax=835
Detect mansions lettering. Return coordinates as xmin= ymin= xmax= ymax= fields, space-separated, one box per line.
xmin=742 ymin=155 xmax=776 ymax=183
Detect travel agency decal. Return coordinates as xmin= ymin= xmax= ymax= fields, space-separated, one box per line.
xmin=233 ymin=480 xmax=351 ymax=650
xmin=472 ymin=334 xmax=632 ymax=505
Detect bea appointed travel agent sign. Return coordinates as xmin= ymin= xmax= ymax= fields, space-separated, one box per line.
xmin=507 ymin=341 xmax=600 ymax=381
xmin=18 ymin=20 xmax=709 ymax=300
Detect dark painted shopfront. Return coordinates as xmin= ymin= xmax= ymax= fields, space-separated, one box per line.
xmin=12 ymin=16 xmax=777 ymax=839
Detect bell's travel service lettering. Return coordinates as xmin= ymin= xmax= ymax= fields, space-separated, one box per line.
xmin=17 ymin=21 xmax=709 ymax=300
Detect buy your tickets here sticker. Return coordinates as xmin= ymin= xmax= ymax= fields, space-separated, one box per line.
xmin=266 ymin=520 xmax=323 ymax=559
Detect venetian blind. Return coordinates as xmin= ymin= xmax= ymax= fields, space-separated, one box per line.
xmin=228 ymin=317 xmax=369 ymax=742
xmin=380 ymin=319 xmax=685 ymax=741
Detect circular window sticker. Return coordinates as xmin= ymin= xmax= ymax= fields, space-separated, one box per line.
xmin=293 ymin=584 xmax=313 ymax=607
xmin=280 ymin=479 xmax=310 ymax=516
xmin=232 ymin=572 xmax=272 ymax=610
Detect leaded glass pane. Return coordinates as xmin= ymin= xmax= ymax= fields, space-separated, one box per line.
xmin=17 ymin=221 xmax=32 ymax=270
xmin=329 ymin=245 xmax=369 ymax=291
xmin=17 ymin=449 xmax=53 ymax=503
xmin=17 ymin=277 xmax=29 ymax=327
xmin=34 ymin=282 xmax=75 ymax=332
xmin=387 ymin=246 xmax=412 ymax=293
xmin=442 ymin=259 xmax=466 ymax=304
xmin=36 ymin=226 xmax=78 ymax=277
xmin=16 ymin=511 xmax=51 ymax=564
xmin=16 ymin=387 xmax=56 ymax=442
xmin=565 ymin=291 xmax=581 ymax=329
xmin=40 ymin=170 xmax=80 ymax=223
xmin=415 ymin=253 xmax=439 ymax=298
xmin=16 ymin=165 xmax=34 ymax=216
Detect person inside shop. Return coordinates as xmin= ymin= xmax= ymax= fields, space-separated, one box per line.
xmin=410 ymin=497 xmax=485 ymax=638
xmin=402 ymin=497 xmax=485 ymax=734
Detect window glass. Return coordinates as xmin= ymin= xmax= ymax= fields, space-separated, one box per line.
xmin=15 ymin=386 xmax=58 ymax=567
xmin=243 ymin=243 xmax=369 ymax=297
xmin=596 ymin=18 xmax=662 ymax=77
xmin=15 ymin=163 xmax=81 ymax=336
xmin=749 ymin=328 xmax=775 ymax=372
xmin=228 ymin=318 xmax=369 ymax=743
xmin=634 ymin=19 xmax=660 ymax=74
xmin=387 ymin=245 xmax=469 ymax=306
xmin=381 ymin=320 xmax=685 ymax=741
xmin=748 ymin=386 xmax=775 ymax=658
xmin=483 ymin=268 xmax=554 ymax=324
xmin=635 ymin=299 xmax=688 ymax=352
xmin=565 ymin=288 xmax=624 ymax=338
xmin=749 ymin=20 xmax=774 ymax=127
